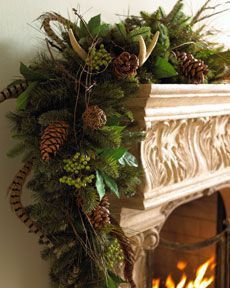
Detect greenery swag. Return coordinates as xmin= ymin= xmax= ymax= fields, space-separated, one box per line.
xmin=0 ymin=1 xmax=229 ymax=287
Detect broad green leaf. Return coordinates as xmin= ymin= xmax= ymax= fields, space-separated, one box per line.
xmin=20 ymin=63 xmax=48 ymax=81
xmin=107 ymin=113 xmax=121 ymax=126
xmin=97 ymin=147 xmax=127 ymax=161
xmin=105 ymin=271 xmax=125 ymax=288
xmin=108 ymin=272 xmax=125 ymax=286
xmin=101 ymin=172 xmax=119 ymax=198
xmin=96 ymin=170 xmax=105 ymax=200
xmin=125 ymin=110 xmax=134 ymax=122
xmin=106 ymin=275 xmax=117 ymax=288
xmin=130 ymin=26 xmax=151 ymax=41
xmin=16 ymin=82 xmax=37 ymax=110
xmin=116 ymin=23 xmax=127 ymax=39
xmin=79 ymin=19 xmax=89 ymax=38
xmin=102 ymin=126 xmax=126 ymax=133
xmin=79 ymin=37 xmax=88 ymax=46
xmin=153 ymin=57 xmax=177 ymax=79
xmin=88 ymin=14 xmax=101 ymax=34
xmin=101 ymin=126 xmax=126 ymax=146
xmin=98 ymin=23 xmax=111 ymax=37
xmin=118 ymin=151 xmax=138 ymax=167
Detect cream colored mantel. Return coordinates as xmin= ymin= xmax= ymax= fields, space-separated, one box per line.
xmin=112 ymin=84 xmax=230 ymax=288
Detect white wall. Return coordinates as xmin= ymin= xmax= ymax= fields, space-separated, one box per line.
xmin=0 ymin=1 xmax=229 ymax=287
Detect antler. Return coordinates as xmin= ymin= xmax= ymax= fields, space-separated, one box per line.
xmin=138 ymin=31 xmax=160 ymax=67
xmin=68 ymin=28 xmax=88 ymax=61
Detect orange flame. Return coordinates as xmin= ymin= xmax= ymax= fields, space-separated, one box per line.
xmin=152 ymin=257 xmax=215 ymax=288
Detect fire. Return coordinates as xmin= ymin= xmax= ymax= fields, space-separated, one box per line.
xmin=152 ymin=257 xmax=215 ymax=288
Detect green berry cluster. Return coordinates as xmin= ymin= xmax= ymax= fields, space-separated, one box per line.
xmin=86 ymin=44 xmax=112 ymax=71
xmin=106 ymin=238 xmax=124 ymax=270
xmin=59 ymin=152 xmax=95 ymax=189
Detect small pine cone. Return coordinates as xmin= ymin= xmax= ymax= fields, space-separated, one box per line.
xmin=89 ymin=195 xmax=110 ymax=229
xmin=176 ymin=51 xmax=209 ymax=84
xmin=82 ymin=105 xmax=107 ymax=130
xmin=113 ymin=52 xmax=139 ymax=79
xmin=40 ymin=121 xmax=69 ymax=161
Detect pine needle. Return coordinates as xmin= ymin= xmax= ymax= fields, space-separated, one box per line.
xmin=166 ymin=0 xmax=184 ymax=22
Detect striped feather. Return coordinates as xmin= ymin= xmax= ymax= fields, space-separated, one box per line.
xmin=41 ymin=13 xmax=73 ymax=50
xmin=0 ymin=82 xmax=28 ymax=104
xmin=8 ymin=159 xmax=53 ymax=248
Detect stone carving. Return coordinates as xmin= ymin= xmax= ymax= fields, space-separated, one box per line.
xmin=115 ymin=84 xmax=230 ymax=288
xmin=118 ymin=228 xmax=160 ymax=288
xmin=142 ymin=116 xmax=230 ymax=190
xmin=160 ymin=187 xmax=217 ymax=221
xmin=131 ymin=229 xmax=160 ymax=288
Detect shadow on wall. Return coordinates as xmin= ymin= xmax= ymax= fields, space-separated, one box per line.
xmin=0 ymin=40 xmax=36 ymax=88
xmin=0 ymin=41 xmax=50 ymax=288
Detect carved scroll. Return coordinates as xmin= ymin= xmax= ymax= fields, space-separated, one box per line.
xmin=119 ymin=229 xmax=159 ymax=288
xmin=142 ymin=115 xmax=230 ymax=189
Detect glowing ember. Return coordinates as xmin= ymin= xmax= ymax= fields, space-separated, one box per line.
xmin=152 ymin=257 xmax=215 ymax=288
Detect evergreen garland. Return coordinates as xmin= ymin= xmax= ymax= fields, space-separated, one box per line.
xmin=1 ymin=1 xmax=229 ymax=287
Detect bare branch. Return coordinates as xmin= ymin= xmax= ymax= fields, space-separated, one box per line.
xmin=195 ymin=9 xmax=230 ymax=24
xmin=191 ymin=0 xmax=212 ymax=26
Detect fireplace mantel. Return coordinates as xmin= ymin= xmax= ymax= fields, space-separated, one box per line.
xmin=112 ymin=84 xmax=230 ymax=288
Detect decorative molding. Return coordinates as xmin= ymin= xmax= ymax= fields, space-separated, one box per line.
xmin=130 ymin=228 xmax=160 ymax=288
xmin=113 ymin=84 xmax=230 ymax=288
xmin=118 ymin=228 xmax=160 ymax=288
xmin=142 ymin=115 xmax=230 ymax=191
xmin=160 ymin=187 xmax=218 ymax=221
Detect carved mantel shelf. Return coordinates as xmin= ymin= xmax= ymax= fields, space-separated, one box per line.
xmin=111 ymin=84 xmax=230 ymax=288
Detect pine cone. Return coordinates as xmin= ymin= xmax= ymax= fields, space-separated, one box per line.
xmin=113 ymin=52 xmax=139 ymax=79
xmin=89 ymin=195 xmax=110 ymax=229
xmin=82 ymin=105 xmax=107 ymax=130
xmin=40 ymin=121 xmax=69 ymax=161
xmin=176 ymin=51 xmax=209 ymax=84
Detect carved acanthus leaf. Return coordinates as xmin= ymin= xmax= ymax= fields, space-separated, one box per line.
xmin=142 ymin=116 xmax=230 ymax=190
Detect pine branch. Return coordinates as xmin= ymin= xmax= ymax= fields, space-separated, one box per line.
xmin=7 ymin=142 xmax=26 ymax=158
xmin=165 ymin=0 xmax=184 ymax=23
xmin=38 ymin=109 xmax=72 ymax=126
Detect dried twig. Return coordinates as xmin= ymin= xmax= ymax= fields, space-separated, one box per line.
xmin=72 ymin=8 xmax=94 ymax=41
xmin=191 ymin=0 xmax=229 ymax=25
xmin=191 ymin=0 xmax=212 ymax=25
xmin=195 ymin=9 xmax=230 ymax=24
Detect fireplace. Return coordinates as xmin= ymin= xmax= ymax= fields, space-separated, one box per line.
xmin=111 ymin=84 xmax=230 ymax=288
xmin=147 ymin=190 xmax=230 ymax=288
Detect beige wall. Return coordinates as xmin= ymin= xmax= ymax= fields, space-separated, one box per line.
xmin=0 ymin=1 xmax=229 ymax=287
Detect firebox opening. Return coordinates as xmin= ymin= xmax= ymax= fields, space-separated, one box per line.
xmin=147 ymin=191 xmax=230 ymax=288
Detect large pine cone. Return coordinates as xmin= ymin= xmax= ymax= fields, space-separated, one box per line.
xmin=82 ymin=105 xmax=107 ymax=130
xmin=176 ymin=51 xmax=209 ymax=84
xmin=40 ymin=121 xmax=69 ymax=161
xmin=89 ymin=195 xmax=110 ymax=229
xmin=113 ymin=52 xmax=139 ymax=79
